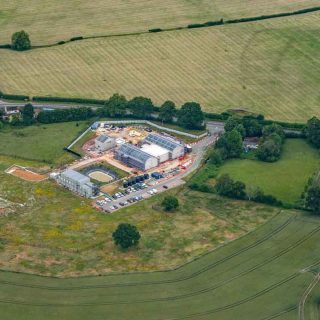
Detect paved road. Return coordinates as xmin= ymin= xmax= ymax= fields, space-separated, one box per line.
xmin=0 ymin=100 xmax=87 ymax=110
xmin=99 ymin=125 xmax=219 ymax=212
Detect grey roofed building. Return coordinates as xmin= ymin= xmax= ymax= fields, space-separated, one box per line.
xmin=62 ymin=169 xmax=90 ymax=184
xmin=115 ymin=143 xmax=158 ymax=171
xmin=95 ymin=134 xmax=116 ymax=151
xmin=55 ymin=169 xmax=98 ymax=198
xmin=144 ymin=133 xmax=185 ymax=159
xmin=96 ymin=135 xmax=109 ymax=143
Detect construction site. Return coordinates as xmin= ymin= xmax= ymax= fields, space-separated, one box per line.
xmin=47 ymin=121 xmax=202 ymax=211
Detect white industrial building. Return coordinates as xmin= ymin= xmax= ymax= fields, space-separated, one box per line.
xmin=115 ymin=144 xmax=158 ymax=171
xmin=144 ymin=133 xmax=185 ymax=159
xmin=141 ymin=143 xmax=169 ymax=163
xmin=95 ymin=134 xmax=115 ymax=152
xmin=54 ymin=169 xmax=98 ymax=198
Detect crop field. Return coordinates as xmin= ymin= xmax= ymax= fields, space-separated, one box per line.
xmin=0 ymin=13 xmax=319 ymax=122
xmin=0 ymin=0 xmax=318 ymax=45
xmin=218 ymin=139 xmax=320 ymax=204
xmin=0 ymin=210 xmax=319 ymax=320
xmin=0 ymin=122 xmax=90 ymax=165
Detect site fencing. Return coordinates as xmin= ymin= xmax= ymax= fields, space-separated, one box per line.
xmin=101 ymin=120 xmax=208 ymax=139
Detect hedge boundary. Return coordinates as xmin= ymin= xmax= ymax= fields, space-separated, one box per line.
xmin=0 ymin=6 xmax=319 ymax=51
xmin=0 ymin=92 xmax=307 ymax=130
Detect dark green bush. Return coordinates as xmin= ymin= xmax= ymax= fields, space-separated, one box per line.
xmin=204 ymin=19 xmax=224 ymax=26
xmin=0 ymin=93 xmax=29 ymax=101
xmin=32 ymin=96 xmax=105 ymax=105
xmin=0 ymin=44 xmax=11 ymax=49
xmin=70 ymin=36 xmax=84 ymax=41
xmin=187 ymin=23 xmax=205 ymax=29
xmin=148 ymin=28 xmax=163 ymax=33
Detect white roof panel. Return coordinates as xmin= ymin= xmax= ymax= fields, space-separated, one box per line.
xmin=141 ymin=144 xmax=169 ymax=157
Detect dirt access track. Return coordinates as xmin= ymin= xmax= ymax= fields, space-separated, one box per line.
xmin=5 ymin=165 xmax=47 ymax=182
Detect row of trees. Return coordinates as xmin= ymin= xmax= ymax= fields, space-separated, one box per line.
xmin=37 ymin=107 xmax=94 ymax=123
xmin=215 ymin=174 xmax=282 ymax=206
xmin=2 ymin=94 xmax=204 ymax=130
xmin=97 ymin=93 xmax=204 ymax=129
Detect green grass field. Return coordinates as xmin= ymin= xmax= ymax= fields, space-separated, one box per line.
xmin=218 ymin=139 xmax=320 ymax=204
xmin=0 ymin=154 xmax=278 ymax=276
xmin=0 ymin=0 xmax=318 ymax=45
xmin=0 ymin=12 xmax=319 ymax=122
xmin=0 ymin=122 xmax=91 ymax=165
xmin=0 ymin=209 xmax=319 ymax=320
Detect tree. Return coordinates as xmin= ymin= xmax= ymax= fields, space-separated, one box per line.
xmin=21 ymin=103 xmax=34 ymax=125
xmin=306 ymin=117 xmax=320 ymax=148
xmin=224 ymin=116 xmax=241 ymax=132
xmin=127 ymin=96 xmax=154 ymax=119
xmin=215 ymin=174 xmax=246 ymax=199
xmin=161 ymin=196 xmax=179 ymax=211
xmin=9 ymin=114 xmax=21 ymax=126
xmin=242 ymin=118 xmax=262 ymax=137
xmin=252 ymin=188 xmax=281 ymax=206
xmin=208 ymin=148 xmax=223 ymax=165
xmin=262 ymin=124 xmax=285 ymax=141
xmin=178 ymin=102 xmax=204 ymax=129
xmin=112 ymin=223 xmax=141 ymax=249
xmin=103 ymin=93 xmax=127 ymax=117
xmin=257 ymin=133 xmax=282 ymax=162
xmin=11 ymin=30 xmax=31 ymax=51
xmin=215 ymin=129 xmax=243 ymax=159
xmin=235 ymin=124 xmax=246 ymax=139
xmin=159 ymin=100 xmax=176 ymax=123
xmin=304 ymin=172 xmax=320 ymax=214
xmin=0 ymin=121 xmax=4 ymax=130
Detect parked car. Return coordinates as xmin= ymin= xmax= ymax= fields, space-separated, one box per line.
xmin=163 ymin=185 xmax=168 ymax=189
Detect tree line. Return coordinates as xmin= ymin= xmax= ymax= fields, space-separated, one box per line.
xmin=5 ymin=6 xmax=319 ymax=50
xmin=0 ymin=94 xmax=205 ymax=130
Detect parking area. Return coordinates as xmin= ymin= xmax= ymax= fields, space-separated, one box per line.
xmin=95 ymin=174 xmax=185 ymax=212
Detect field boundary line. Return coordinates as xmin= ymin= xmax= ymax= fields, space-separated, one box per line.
xmin=298 ymin=273 xmax=320 ymax=320
xmin=0 ymin=6 xmax=319 ymax=50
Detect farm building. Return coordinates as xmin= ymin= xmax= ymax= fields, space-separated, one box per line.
xmin=141 ymin=143 xmax=169 ymax=163
xmin=144 ymin=133 xmax=185 ymax=159
xmin=115 ymin=143 xmax=158 ymax=171
xmin=95 ymin=134 xmax=115 ymax=151
xmin=55 ymin=169 xmax=99 ymax=198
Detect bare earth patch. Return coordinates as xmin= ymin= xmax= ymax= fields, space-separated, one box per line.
xmin=6 ymin=165 xmax=47 ymax=182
